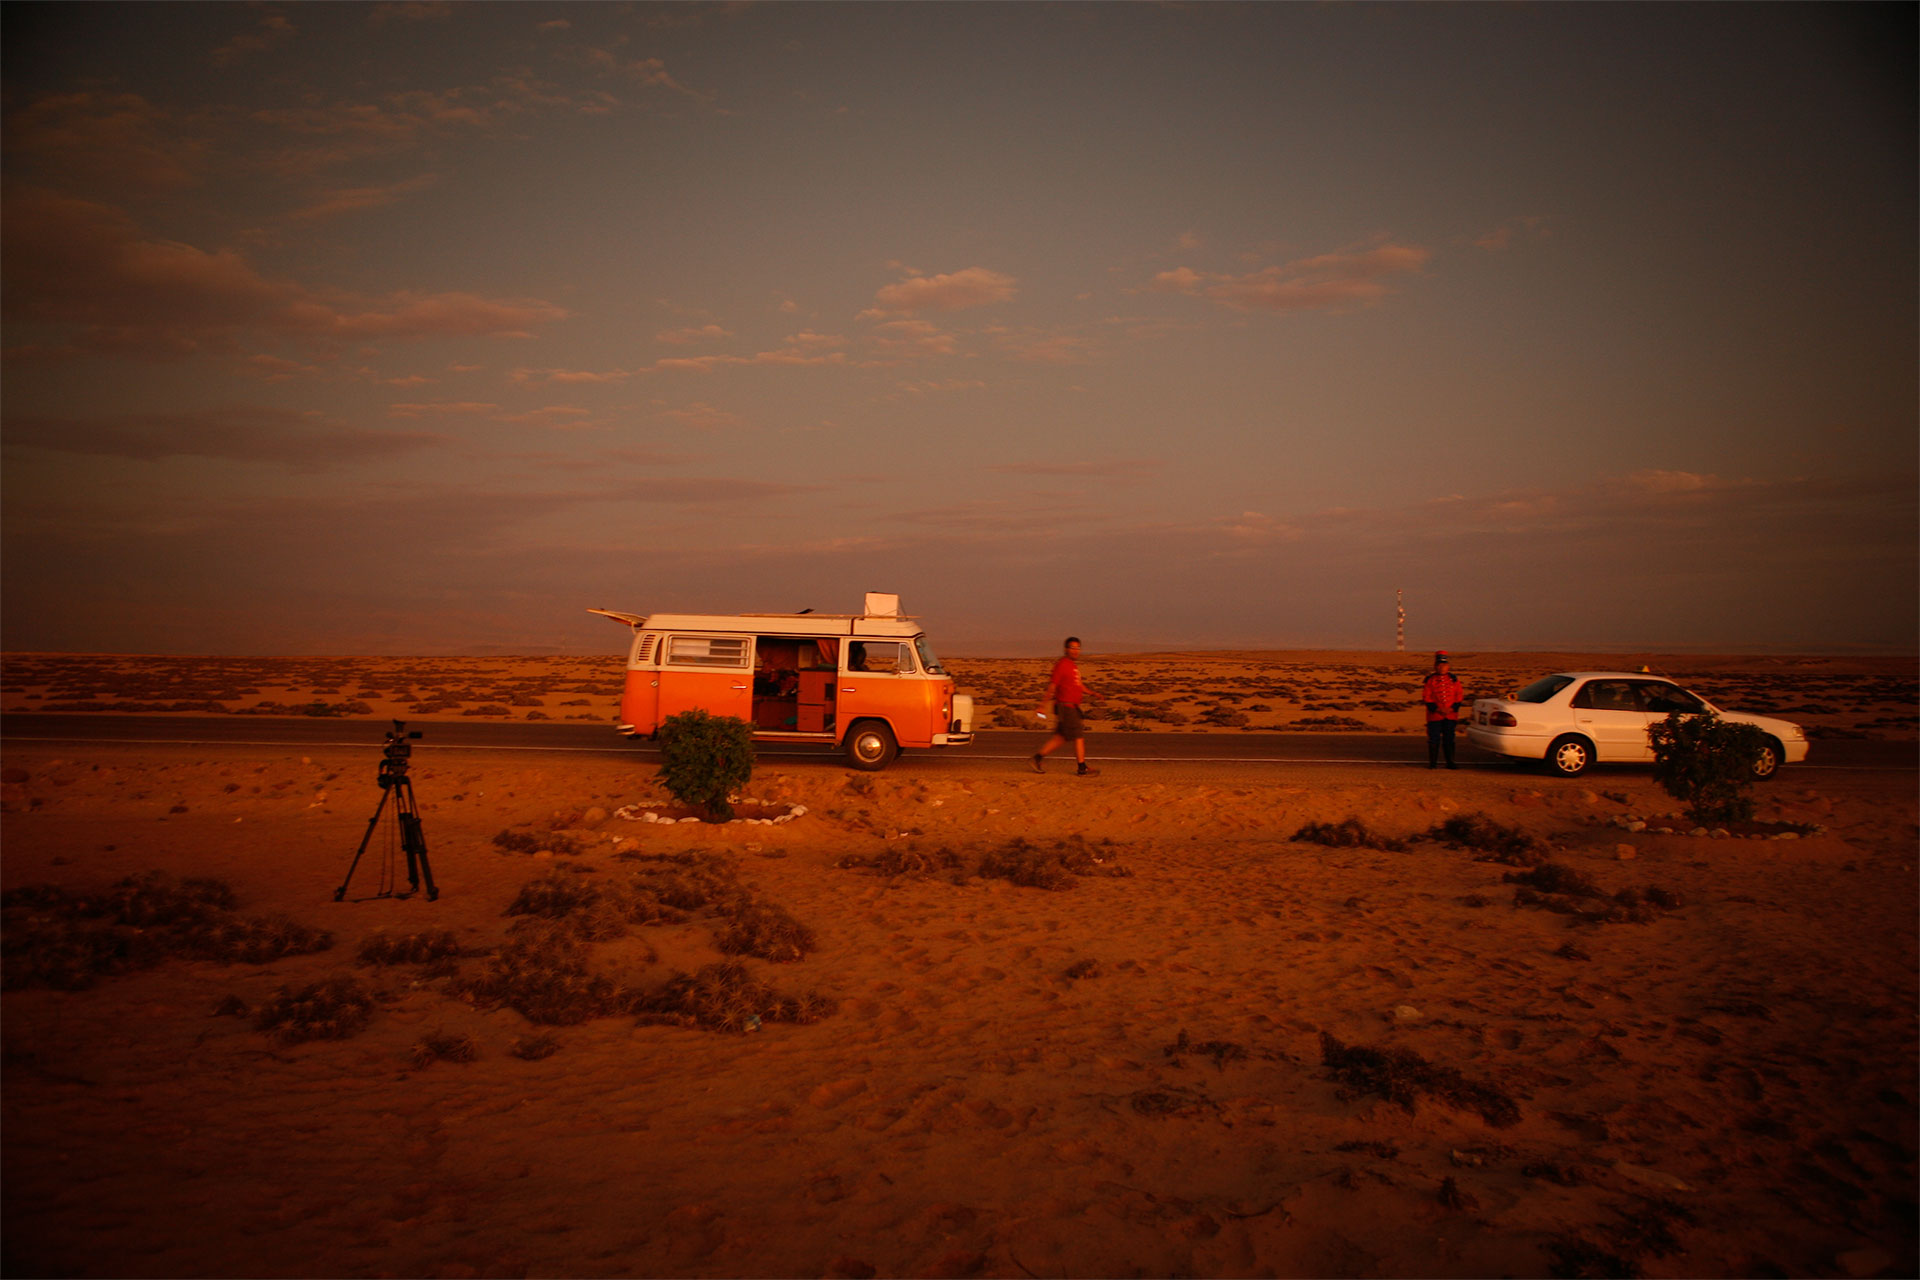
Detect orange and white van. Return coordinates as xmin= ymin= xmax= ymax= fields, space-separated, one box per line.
xmin=589 ymin=592 xmax=974 ymax=770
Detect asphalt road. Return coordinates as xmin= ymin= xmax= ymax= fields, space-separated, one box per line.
xmin=1 ymin=714 xmax=1909 ymax=775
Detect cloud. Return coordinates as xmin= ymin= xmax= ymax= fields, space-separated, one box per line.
xmin=2 ymin=92 xmax=206 ymax=194
xmin=1150 ymin=241 xmax=1430 ymax=312
xmin=863 ymin=267 xmax=1017 ymax=316
xmin=286 ymin=174 xmax=440 ymax=221
xmin=1 ymin=190 xmax=567 ymax=358
xmin=658 ymin=402 xmax=743 ymax=432
xmin=210 ymin=12 xmax=296 ymax=66
xmin=655 ymin=323 xmax=732 ymax=345
xmin=864 ymin=319 xmax=958 ymax=359
xmin=388 ymin=402 xmax=499 ymax=418
xmin=1475 ymin=216 xmax=1550 ymax=251
xmin=510 ymin=367 xmax=636 ymax=385
xmin=649 ymin=345 xmax=850 ymax=373
xmin=3 ymin=405 xmax=446 ymax=469
xmin=985 ymin=459 xmax=1161 ymax=479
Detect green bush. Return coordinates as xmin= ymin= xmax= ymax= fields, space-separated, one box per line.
xmin=1648 ymin=710 xmax=1766 ymax=824
xmin=657 ymin=708 xmax=755 ymax=822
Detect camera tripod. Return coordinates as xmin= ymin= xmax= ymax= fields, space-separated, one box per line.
xmin=334 ymin=723 xmax=438 ymax=902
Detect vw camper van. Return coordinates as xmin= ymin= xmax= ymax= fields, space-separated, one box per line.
xmin=590 ymin=593 xmax=974 ymax=770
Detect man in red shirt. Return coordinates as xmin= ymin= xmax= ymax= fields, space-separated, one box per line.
xmin=1032 ymin=636 xmax=1102 ymax=776
xmin=1422 ymin=650 xmax=1466 ymax=770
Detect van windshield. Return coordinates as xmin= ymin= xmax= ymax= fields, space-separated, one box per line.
xmin=913 ymin=635 xmax=946 ymax=675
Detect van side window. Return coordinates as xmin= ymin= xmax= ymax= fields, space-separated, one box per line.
xmin=849 ymin=642 xmax=913 ymax=674
xmin=666 ymin=636 xmax=749 ymax=668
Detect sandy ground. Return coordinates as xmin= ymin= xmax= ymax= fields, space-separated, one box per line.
xmin=3 ymin=720 xmax=1915 ymax=1277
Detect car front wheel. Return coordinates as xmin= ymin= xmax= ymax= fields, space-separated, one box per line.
xmin=1546 ymin=735 xmax=1592 ymax=777
xmin=1752 ymin=739 xmax=1782 ymax=780
xmin=845 ymin=720 xmax=899 ymax=771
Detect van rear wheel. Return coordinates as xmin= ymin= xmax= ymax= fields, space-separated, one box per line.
xmin=846 ymin=720 xmax=898 ymax=771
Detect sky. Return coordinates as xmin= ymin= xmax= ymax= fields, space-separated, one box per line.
xmin=3 ymin=1 xmax=1915 ymax=658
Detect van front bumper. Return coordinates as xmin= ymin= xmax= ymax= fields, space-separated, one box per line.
xmin=932 ymin=732 xmax=973 ymax=746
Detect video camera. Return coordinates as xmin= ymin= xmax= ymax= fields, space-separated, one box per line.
xmin=378 ymin=720 xmax=423 ymax=788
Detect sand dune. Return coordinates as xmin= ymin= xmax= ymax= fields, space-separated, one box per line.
xmin=3 ymin=710 xmax=1914 ymax=1277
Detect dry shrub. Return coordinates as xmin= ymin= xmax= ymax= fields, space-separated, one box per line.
xmin=1320 ymin=1031 xmax=1520 ymax=1128
xmin=255 ymin=976 xmax=375 ymax=1044
xmin=450 ymin=919 xmax=633 ymax=1026
xmin=510 ymin=1031 xmax=561 ymax=1061
xmin=358 ymin=929 xmax=461 ymax=966
xmin=1163 ymin=1028 xmax=1248 ymax=1070
xmin=634 ymin=960 xmax=837 ymax=1034
xmin=1430 ymin=813 xmax=1542 ymax=864
xmin=1507 ymin=866 xmax=1684 ymax=924
xmin=408 ymin=1031 xmax=479 ymax=1069
xmin=977 ymin=836 xmax=1130 ymax=890
xmin=1293 ymin=818 xmax=1407 ymax=852
xmin=492 ymin=828 xmax=585 ymax=857
xmin=2 ymin=873 xmax=330 ymax=990
xmin=838 ymin=846 xmax=966 ymax=878
xmin=506 ymin=869 xmax=603 ymax=919
xmin=716 ymin=902 xmax=816 ymax=963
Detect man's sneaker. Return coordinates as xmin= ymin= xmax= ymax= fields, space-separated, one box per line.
xmin=1030 ymin=754 xmax=1044 ymax=773
xmin=1077 ymin=763 xmax=1100 ymax=776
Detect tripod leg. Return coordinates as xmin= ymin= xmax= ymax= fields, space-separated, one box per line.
xmin=396 ymin=780 xmax=438 ymax=902
xmin=335 ymin=787 xmax=392 ymax=901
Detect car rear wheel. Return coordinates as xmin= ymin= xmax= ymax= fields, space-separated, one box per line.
xmin=845 ymin=720 xmax=898 ymax=771
xmin=1752 ymin=738 xmax=1782 ymax=780
xmin=1546 ymin=735 xmax=1592 ymax=777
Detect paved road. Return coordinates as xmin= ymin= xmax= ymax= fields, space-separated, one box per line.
xmin=2 ymin=714 xmax=1908 ymax=774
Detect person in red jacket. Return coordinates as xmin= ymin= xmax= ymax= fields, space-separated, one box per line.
xmin=1032 ymin=636 xmax=1102 ymax=776
xmin=1422 ymin=651 xmax=1466 ymax=770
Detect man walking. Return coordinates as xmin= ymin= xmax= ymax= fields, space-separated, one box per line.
xmin=1032 ymin=636 xmax=1101 ymax=776
xmin=1422 ymin=650 xmax=1466 ymax=770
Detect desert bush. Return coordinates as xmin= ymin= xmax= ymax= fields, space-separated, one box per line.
xmin=510 ymin=1031 xmax=561 ymax=1060
xmin=716 ymin=902 xmax=817 ymax=963
xmin=358 ymin=929 xmax=461 ymax=966
xmin=635 ymin=960 xmax=837 ymax=1033
xmin=450 ymin=919 xmax=633 ymax=1025
xmin=492 ymin=828 xmax=585 ymax=857
xmin=2 ymin=873 xmax=331 ymax=989
xmin=657 ymin=709 xmax=755 ymax=822
xmin=1293 ymin=818 xmax=1406 ymax=852
xmin=1428 ymin=813 xmax=1542 ymax=864
xmin=1320 ymin=1032 xmax=1519 ymax=1127
xmin=408 ymin=1032 xmax=480 ymax=1069
xmin=1648 ymin=710 xmax=1766 ymax=824
xmin=255 ymin=976 xmax=376 ymax=1044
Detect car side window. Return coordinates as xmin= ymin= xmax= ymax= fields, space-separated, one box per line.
xmin=1572 ymin=680 xmax=1637 ymax=712
xmin=848 ymin=642 xmax=913 ymax=674
xmin=1638 ymin=681 xmax=1704 ymax=714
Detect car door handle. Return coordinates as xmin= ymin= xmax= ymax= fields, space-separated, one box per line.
xmin=841 ymin=685 xmax=857 ymax=693
xmin=730 ymin=684 xmax=748 ymax=691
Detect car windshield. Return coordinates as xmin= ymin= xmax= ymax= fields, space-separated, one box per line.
xmin=913 ymin=635 xmax=946 ymax=675
xmin=1513 ymin=674 xmax=1576 ymax=703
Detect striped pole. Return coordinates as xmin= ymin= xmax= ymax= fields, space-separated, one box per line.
xmin=1396 ymin=588 xmax=1405 ymax=652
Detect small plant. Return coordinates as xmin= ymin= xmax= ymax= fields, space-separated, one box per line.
xmin=254 ymin=976 xmax=376 ymax=1044
xmin=656 ymin=709 xmax=755 ymax=822
xmin=1429 ymin=813 xmax=1542 ymax=864
xmin=1320 ymin=1031 xmax=1520 ymax=1127
xmin=1648 ymin=710 xmax=1767 ymax=824
xmin=408 ymin=1031 xmax=480 ymax=1069
xmin=1293 ymin=818 xmax=1406 ymax=852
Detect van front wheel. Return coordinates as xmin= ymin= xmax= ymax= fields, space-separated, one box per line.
xmin=846 ymin=721 xmax=899 ymax=771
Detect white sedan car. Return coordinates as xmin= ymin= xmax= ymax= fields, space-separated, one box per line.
xmin=1466 ymin=671 xmax=1809 ymax=779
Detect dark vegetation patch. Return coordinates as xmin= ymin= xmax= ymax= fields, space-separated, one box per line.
xmin=1127 ymin=1085 xmax=1221 ymax=1118
xmin=2 ymin=873 xmax=331 ymax=990
xmin=1292 ymin=818 xmax=1407 ymax=852
xmin=1504 ymin=864 xmax=1684 ymax=924
xmin=409 ymin=1031 xmax=480 ymax=1069
xmin=634 ymin=961 xmax=837 ymax=1033
xmin=492 ymin=828 xmax=586 ymax=857
xmin=1429 ymin=813 xmax=1543 ymax=864
xmin=1334 ymin=1140 xmax=1401 ymax=1159
xmin=510 ymin=1031 xmax=561 ymax=1060
xmin=357 ymin=929 xmax=461 ymax=967
xmin=1546 ymin=1196 xmax=1694 ymax=1279
xmin=254 ymin=976 xmax=376 ymax=1044
xmin=840 ymin=835 xmax=1130 ymax=889
xmin=1319 ymin=1031 xmax=1521 ymax=1128
xmin=1064 ymin=958 xmax=1101 ymax=980
xmin=449 ymin=918 xmax=637 ymax=1025
xmin=1162 ymin=1028 xmax=1249 ymax=1071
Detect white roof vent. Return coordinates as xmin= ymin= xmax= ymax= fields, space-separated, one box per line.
xmin=863 ymin=592 xmax=901 ymax=617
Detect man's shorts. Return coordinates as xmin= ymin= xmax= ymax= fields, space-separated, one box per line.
xmin=1054 ymin=703 xmax=1085 ymax=741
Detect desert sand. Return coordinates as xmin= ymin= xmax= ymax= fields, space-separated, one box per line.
xmin=3 ymin=652 xmax=1916 ymax=1278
